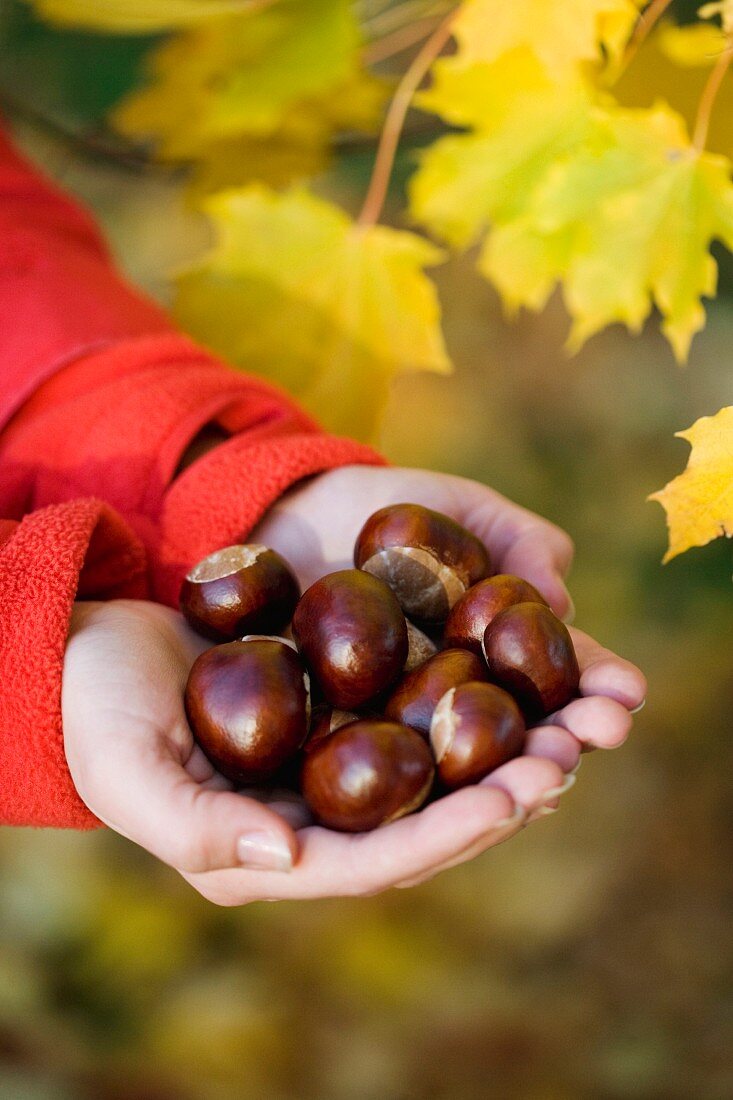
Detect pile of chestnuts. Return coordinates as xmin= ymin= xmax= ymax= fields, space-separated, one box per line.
xmin=182 ymin=503 xmax=580 ymax=833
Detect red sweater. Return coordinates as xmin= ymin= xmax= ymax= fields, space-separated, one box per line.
xmin=0 ymin=120 xmax=383 ymax=830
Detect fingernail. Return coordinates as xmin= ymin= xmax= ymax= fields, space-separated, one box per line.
xmin=237 ymin=832 xmax=293 ymax=872
xmin=567 ymin=758 xmax=582 ymax=776
xmin=561 ymin=593 xmax=576 ymax=625
xmin=539 ymin=772 xmax=577 ymax=803
xmin=630 ymin=698 xmax=646 ymax=715
xmin=536 ymin=804 xmax=559 ymax=816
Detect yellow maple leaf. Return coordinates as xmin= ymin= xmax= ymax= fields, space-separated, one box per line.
xmin=649 ymin=406 xmax=733 ymax=563
xmin=451 ymin=0 xmax=640 ymax=80
xmin=699 ymin=0 xmax=733 ymax=34
xmin=414 ymin=57 xmax=733 ymax=362
xmin=180 ymin=68 xmax=388 ymax=198
xmin=174 ymin=187 xmax=450 ymax=441
xmin=27 ymin=0 xmax=259 ymax=33
xmin=411 ymin=49 xmax=596 ymax=247
xmin=549 ymin=105 xmax=733 ymax=360
xmin=656 ymin=20 xmax=728 ymax=66
xmin=113 ymin=1 xmax=362 ymax=156
xmin=614 ymin=21 xmax=733 ymax=158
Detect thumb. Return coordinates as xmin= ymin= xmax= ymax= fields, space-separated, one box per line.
xmin=90 ymin=740 xmax=300 ymax=875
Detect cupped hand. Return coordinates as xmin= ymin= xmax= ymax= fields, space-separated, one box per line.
xmin=62 ymin=465 xmax=646 ymax=905
xmin=253 ymin=463 xmax=646 ymax=757
xmin=62 ymin=599 xmax=563 ymax=903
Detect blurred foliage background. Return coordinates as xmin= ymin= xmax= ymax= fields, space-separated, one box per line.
xmin=1 ymin=2 xmax=733 ymax=1098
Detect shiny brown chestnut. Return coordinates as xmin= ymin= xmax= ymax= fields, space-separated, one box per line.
xmin=304 ymin=705 xmax=361 ymax=753
xmin=184 ymin=639 xmax=310 ymax=783
xmin=385 ymin=648 xmax=488 ymax=738
xmin=292 ymin=570 xmax=408 ymax=709
xmin=180 ymin=544 xmax=300 ymax=642
xmin=404 ymin=621 xmax=438 ymax=672
xmin=483 ymin=602 xmax=580 ymax=717
xmin=301 ymin=719 xmax=435 ymax=832
xmin=354 ymin=503 xmax=492 ymax=624
xmin=444 ymin=574 xmax=548 ymax=655
xmin=430 ymin=682 xmax=525 ymax=789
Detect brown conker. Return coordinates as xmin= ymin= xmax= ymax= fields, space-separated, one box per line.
xmin=184 ymin=639 xmax=310 ymax=783
xmin=483 ymin=602 xmax=580 ymax=717
xmin=444 ymin=574 xmax=548 ymax=655
xmin=301 ymin=719 xmax=435 ymax=832
xmin=180 ymin=544 xmax=300 ymax=642
xmin=404 ymin=620 xmax=438 ymax=672
xmin=303 ymin=705 xmax=361 ymax=753
xmin=430 ymin=682 xmax=526 ymax=789
xmin=385 ymin=648 xmax=489 ymax=738
xmin=354 ymin=503 xmax=492 ymax=624
xmin=292 ymin=569 xmax=408 ymax=709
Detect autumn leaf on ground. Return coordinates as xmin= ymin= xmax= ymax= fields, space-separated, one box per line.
xmin=450 ymin=0 xmax=640 ymax=80
xmin=27 ymin=0 xmax=260 ymax=33
xmin=649 ymin=406 xmax=733 ymax=564
xmin=174 ymin=187 xmax=450 ymax=441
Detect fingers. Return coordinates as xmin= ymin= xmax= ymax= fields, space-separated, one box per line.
xmin=83 ymin=733 xmax=300 ymax=875
xmin=523 ymin=724 xmax=582 ymax=773
xmin=570 ymin=628 xmax=647 ymax=710
xmin=462 ymin=491 xmax=575 ymax=619
xmin=395 ymin=751 xmax=576 ymax=888
xmin=540 ymin=695 xmax=632 ymax=750
xmin=478 ymin=753 xmax=566 ymax=806
xmin=178 ymin=752 xmax=578 ymax=905
xmin=180 ymin=784 xmax=518 ymax=904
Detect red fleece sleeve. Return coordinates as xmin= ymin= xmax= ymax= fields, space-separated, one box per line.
xmin=0 ymin=499 xmax=148 ymax=828
xmin=0 ymin=119 xmax=385 ymax=600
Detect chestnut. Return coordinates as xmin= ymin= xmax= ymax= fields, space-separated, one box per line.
xmin=404 ymin=620 xmax=438 ymax=672
xmin=444 ymin=574 xmax=548 ymax=655
xmin=180 ymin=544 xmax=300 ymax=642
xmin=301 ymin=719 xmax=435 ymax=832
xmin=354 ymin=503 xmax=492 ymax=624
xmin=385 ymin=648 xmax=488 ymax=738
xmin=292 ymin=570 xmax=408 ymax=709
xmin=483 ymin=602 xmax=580 ymax=717
xmin=304 ymin=705 xmax=361 ymax=753
xmin=184 ymin=639 xmax=310 ymax=783
xmin=430 ymin=682 xmax=525 ymax=789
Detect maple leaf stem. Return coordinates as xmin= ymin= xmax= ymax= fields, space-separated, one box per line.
xmin=357 ymin=8 xmax=457 ymax=228
xmin=363 ymin=16 xmax=442 ymax=65
xmin=693 ymin=40 xmax=733 ymax=151
xmin=609 ymin=0 xmax=674 ymax=83
xmin=362 ymin=0 xmax=451 ymax=40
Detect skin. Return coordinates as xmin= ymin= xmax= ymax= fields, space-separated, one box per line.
xmin=62 ymin=465 xmax=646 ymax=905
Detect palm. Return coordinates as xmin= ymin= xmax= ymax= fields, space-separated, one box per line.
xmin=251 ymin=465 xmax=574 ymax=613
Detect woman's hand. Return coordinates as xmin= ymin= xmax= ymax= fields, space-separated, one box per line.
xmin=62 ymin=465 xmax=645 ymax=905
